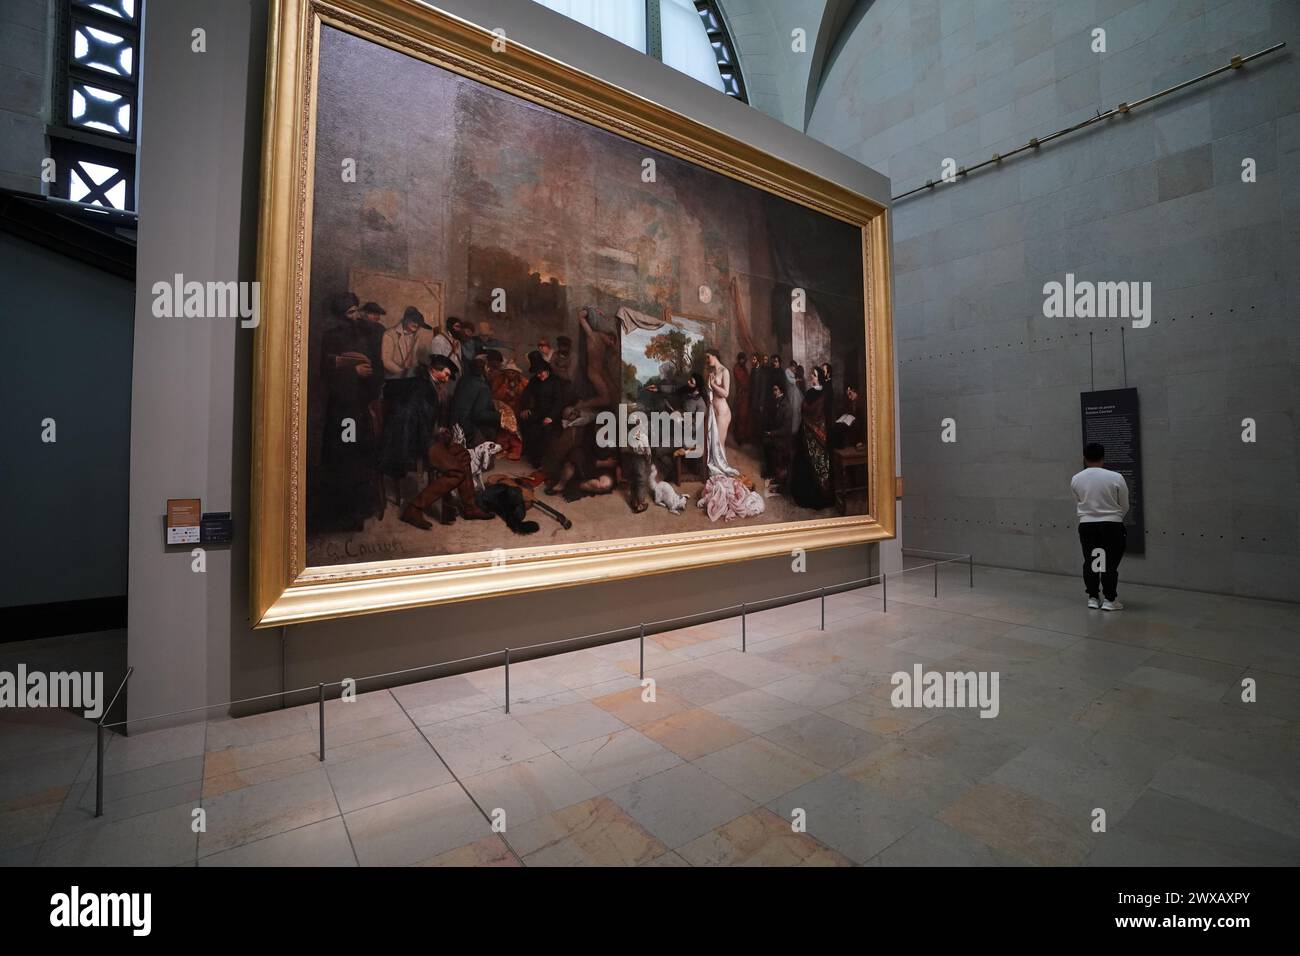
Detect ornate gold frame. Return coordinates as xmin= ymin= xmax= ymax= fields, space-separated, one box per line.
xmin=250 ymin=0 xmax=895 ymax=627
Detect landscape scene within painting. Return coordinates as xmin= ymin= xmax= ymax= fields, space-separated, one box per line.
xmin=305 ymin=25 xmax=869 ymax=567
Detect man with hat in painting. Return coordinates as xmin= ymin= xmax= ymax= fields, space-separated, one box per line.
xmin=466 ymin=320 xmax=502 ymax=362
xmin=359 ymin=300 xmax=386 ymax=350
xmin=384 ymin=354 xmax=494 ymax=529
xmin=381 ymin=306 xmax=431 ymax=380
xmin=318 ymin=291 xmax=383 ymax=531
xmin=518 ymin=350 xmax=566 ymax=467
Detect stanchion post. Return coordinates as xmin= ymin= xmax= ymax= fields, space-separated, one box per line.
xmin=317 ymin=683 xmax=325 ymax=761
xmin=741 ymin=602 xmax=747 ymax=652
xmin=639 ymin=623 xmax=645 ymax=680
xmin=94 ymin=722 xmax=104 ymax=818
xmin=969 ymin=553 xmax=974 ymax=588
xmin=820 ymin=587 xmax=825 ymax=630
xmin=883 ymin=572 xmax=888 ymax=613
xmin=934 ymin=560 xmax=938 ymax=598
xmin=504 ymin=648 xmax=511 ymax=714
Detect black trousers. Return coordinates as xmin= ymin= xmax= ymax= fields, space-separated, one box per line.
xmin=1078 ymin=522 xmax=1127 ymax=601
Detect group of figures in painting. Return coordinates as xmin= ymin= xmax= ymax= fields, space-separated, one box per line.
xmin=309 ymin=291 xmax=867 ymax=542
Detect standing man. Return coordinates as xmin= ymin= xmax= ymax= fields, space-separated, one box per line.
xmin=318 ymin=291 xmax=383 ymax=531
xmin=731 ymin=351 xmax=750 ymax=444
xmin=382 ymin=306 xmax=431 ymax=379
xmin=748 ymin=353 xmax=767 ymax=445
xmin=552 ymin=335 xmax=573 ymax=382
xmin=518 ymin=351 xmax=565 ymax=466
xmin=429 ymin=316 xmax=470 ymax=391
xmin=1071 ymin=442 xmax=1130 ymax=610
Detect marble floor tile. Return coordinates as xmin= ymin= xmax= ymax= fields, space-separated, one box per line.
xmin=704 ymin=687 xmax=815 ymax=734
xmin=419 ymin=711 xmax=550 ymax=778
xmin=555 ymin=728 xmax=682 ymax=792
xmin=608 ymin=763 xmax=754 ymax=849
xmin=1149 ymin=755 xmax=1300 ymax=838
xmin=325 ymin=738 xmax=453 ymax=813
xmin=514 ymin=700 xmax=628 ymax=750
xmin=461 ymin=752 xmax=598 ymax=828
xmin=415 ymin=834 xmax=519 ymax=866
xmin=0 ymin=744 xmax=93 ymax=806
xmin=696 ymin=736 xmax=829 ymax=804
xmin=695 ymin=650 xmax=803 ymax=688
xmin=937 ymin=782 xmax=1092 ymax=866
xmin=762 ymin=712 xmax=888 ymax=770
xmin=345 ymin=782 xmax=491 ymax=867
xmin=677 ymin=807 xmax=852 ymax=866
xmin=510 ymin=796 xmax=669 ymax=865
xmin=0 ymin=800 xmax=61 ymax=853
xmin=768 ymin=772 xmax=927 ymax=864
xmin=1087 ymin=790 xmax=1300 ymax=866
xmin=841 ymin=743 xmax=978 ymax=815
xmin=865 ymin=819 xmax=1021 ymax=866
xmin=639 ymin=707 xmax=752 ymax=760
xmin=38 ymin=802 xmax=197 ymax=866
xmin=199 ymin=817 xmax=357 ymax=866
xmin=198 ymin=767 xmax=340 ymax=857
xmin=658 ymin=667 xmax=754 ymax=705
xmin=761 ymin=672 xmax=861 ymax=709
xmin=592 ymin=686 xmax=694 ymax=727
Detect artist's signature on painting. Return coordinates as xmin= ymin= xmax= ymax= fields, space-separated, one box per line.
xmin=307 ymin=537 xmax=407 ymax=563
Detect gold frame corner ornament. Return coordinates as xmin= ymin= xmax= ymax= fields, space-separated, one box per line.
xmin=250 ymin=0 xmax=896 ymax=627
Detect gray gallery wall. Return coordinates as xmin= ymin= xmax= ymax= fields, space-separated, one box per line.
xmin=126 ymin=0 xmax=897 ymax=723
xmin=0 ymin=232 xmax=135 ymax=608
xmin=808 ymin=0 xmax=1299 ymax=600
xmin=0 ymin=0 xmax=51 ymax=194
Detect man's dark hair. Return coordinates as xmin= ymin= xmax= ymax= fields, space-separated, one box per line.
xmin=772 ymin=379 xmax=786 ymax=395
xmin=330 ymin=292 xmax=359 ymax=316
xmin=736 ymin=351 xmax=747 ymax=362
xmin=427 ymin=354 xmax=457 ymax=377
xmin=1084 ymin=442 xmax=1105 ymax=462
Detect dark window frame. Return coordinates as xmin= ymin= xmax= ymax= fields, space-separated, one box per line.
xmin=49 ymin=0 xmax=143 ymax=213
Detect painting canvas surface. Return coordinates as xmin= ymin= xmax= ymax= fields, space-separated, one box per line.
xmin=305 ymin=25 xmax=869 ymax=568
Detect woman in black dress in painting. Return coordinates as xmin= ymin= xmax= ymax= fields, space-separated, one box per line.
xmin=790 ymin=366 xmax=834 ymax=509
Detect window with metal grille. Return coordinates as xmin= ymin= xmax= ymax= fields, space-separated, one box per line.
xmin=49 ymin=0 xmax=142 ymax=212
xmin=532 ymin=0 xmax=747 ymax=102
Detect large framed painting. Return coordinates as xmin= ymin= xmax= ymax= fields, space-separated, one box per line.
xmin=251 ymin=0 xmax=896 ymax=626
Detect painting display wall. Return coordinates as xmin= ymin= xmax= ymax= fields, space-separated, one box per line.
xmin=251 ymin=0 xmax=894 ymax=625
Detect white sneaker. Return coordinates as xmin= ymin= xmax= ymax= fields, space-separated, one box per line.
xmin=1102 ymin=600 xmax=1124 ymax=611
xmin=1087 ymin=597 xmax=1100 ymax=609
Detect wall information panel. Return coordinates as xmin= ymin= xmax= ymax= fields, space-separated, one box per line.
xmin=1080 ymin=388 xmax=1145 ymax=554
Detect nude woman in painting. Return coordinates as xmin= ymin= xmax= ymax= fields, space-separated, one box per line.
xmin=705 ymin=348 xmax=732 ymax=448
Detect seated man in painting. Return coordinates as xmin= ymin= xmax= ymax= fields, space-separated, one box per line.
xmin=831 ymin=382 xmax=866 ymax=449
xmin=451 ymin=353 xmax=502 ymax=449
xmin=761 ymin=378 xmax=793 ymax=491
xmin=380 ymin=355 xmax=493 ymax=529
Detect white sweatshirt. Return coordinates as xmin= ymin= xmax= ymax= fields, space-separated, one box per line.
xmin=1071 ymin=467 xmax=1129 ymax=523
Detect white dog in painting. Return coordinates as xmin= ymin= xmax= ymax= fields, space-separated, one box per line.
xmin=650 ymin=465 xmax=689 ymax=514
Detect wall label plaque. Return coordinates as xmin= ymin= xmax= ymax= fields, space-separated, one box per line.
xmin=166 ymin=498 xmax=202 ymax=545
xmin=1080 ymin=388 xmax=1145 ymax=554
